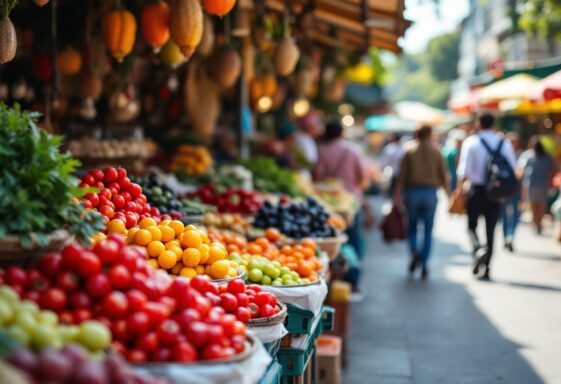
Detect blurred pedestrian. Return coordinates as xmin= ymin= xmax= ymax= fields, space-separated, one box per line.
xmin=294 ymin=111 xmax=323 ymax=169
xmin=522 ymin=140 xmax=557 ymax=234
xmin=457 ymin=113 xmax=517 ymax=280
xmin=380 ymin=134 xmax=404 ymax=196
xmin=442 ymin=129 xmax=465 ymax=191
xmin=501 ymin=132 xmax=523 ymax=252
xmin=393 ymin=125 xmax=448 ymax=279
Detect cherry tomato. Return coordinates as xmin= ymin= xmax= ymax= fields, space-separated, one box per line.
xmin=120 ymin=176 xmax=132 ymax=190
xmin=247 ymin=284 xmax=262 ymax=293
xmin=5 ymin=266 xmax=27 ymax=287
xmin=121 ymin=191 xmax=132 ymax=202
xmin=259 ymin=304 xmax=275 ymax=318
xmin=128 ymin=183 xmax=142 ymax=198
xmin=152 ymin=347 xmax=172 ymax=362
xmin=157 ymin=319 xmax=181 ymax=345
xmin=111 ymin=319 xmax=129 ymax=341
xmin=207 ymin=324 xmax=226 ymax=346
xmin=202 ymin=344 xmax=227 ymax=360
xmin=99 ymin=205 xmax=115 ymax=219
xmin=136 ymin=331 xmax=159 ymax=353
xmin=230 ymin=335 xmax=246 ymax=354
xmin=71 ymin=291 xmax=92 ymax=309
xmin=127 ymin=311 xmax=151 ymax=336
xmin=205 ymin=292 xmax=221 ymax=307
xmin=159 ymin=296 xmax=177 ymax=314
xmin=102 ymin=291 xmax=129 ymax=318
xmin=234 ymin=307 xmax=251 ymax=323
xmin=99 ymin=188 xmax=112 ymax=200
xmin=190 ymin=276 xmax=212 ymax=294
xmin=93 ymin=239 xmax=120 ymax=265
xmin=59 ymin=311 xmax=74 ymax=325
xmin=83 ymin=200 xmax=93 ymax=209
xmin=107 ymin=233 xmax=125 ymax=248
xmin=247 ymin=303 xmax=259 ymax=319
xmin=127 ymin=349 xmax=147 ymax=363
xmin=117 ymin=167 xmax=127 ymax=180
xmin=220 ymin=314 xmax=237 ymax=337
xmin=185 ymin=321 xmax=210 ymax=347
xmin=227 ymin=279 xmax=246 ymax=295
xmin=91 ymin=169 xmax=104 ymax=181
xmin=175 ymin=308 xmax=202 ymax=330
xmin=112 ymin=195 xmax=125 ymax=209
xmin=74 ymin=308 xmax=93 ymax=323
xmin=84 ymin=192 xmax=99 ymax=207
xmin=56 ymin=271 xmax=79 ymax=292
xmin=173 ymin=341 xmax=198 ymax=362
xmin=103 ymin=167 xmax=119 ymax=183
xmin=39 ymin=288 xmax=67 ymax=311
xmin=126 ymin=289 xmax=148 ymax=312
xmin=254 ymin=292 xmax=272 ymax=306
xmin=86 ymin=274 xmax=111 ymax=298
xmin=76 ymin=251 xmax=102 ymax=278
xmin=82 ymin=174 xmax=95 ymax=186
xmin=219 ymin=293 xmax=238 ymax=313
xmin=235 ymin=293 xmax=249 ymax=307
xmin=143 ymin=302 xmax=168 ymax=325
xmin=125 ymin=212 xmax=138 ymax=228
xmin=107 ymin=265 xmax=132 ymax=289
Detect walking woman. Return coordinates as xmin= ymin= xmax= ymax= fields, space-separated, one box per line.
xmin=394 ymin=125 xmax=448 ymax=279
xmin=523 ymin=140 xmax=557 ymax=234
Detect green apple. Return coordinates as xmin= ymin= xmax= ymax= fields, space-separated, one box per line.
xmin=279 ymin=267 xmax=291 ymax=277
xmin=59 ymin=325 xmax=80 ymax=342
xmin=261 ymin=275 xmax=272 ymax=285
xmin=271 ymin=261 xmax=282 ymax=269
xmin=282 ymin=274 xmax=294 ymax=284
xmin=78 ymin=321 xmax=111 ymax=351
xmin=13 ymin=310 xmax=37 ymax=333
xmin=290 ymin=271 xmax=299 ymax=281
xmin=0 ymin=287 xmax=19 ymax=306
xmin=248 ymin=259 xmax=262 ymax=271
xmin=272 ymin=279 xmax=284 ymax=286
xmin=6 ymin=324 xmax=30 ymax=347
xmin=36 ymin=310 xmax=58 ymax=327
xmin=263 ymin=264 xmax=280 ymax=279
xmin=284 ymin=280 xmax=297 ymax=286
xmin=32 ymin=324 xmax=62 ymax=349
xmin=0 ymin=299 xmax=15 ymax=325
xmin=248 ymin=268 xmax=263 ymax=283
xmin=18 ymin=301 xmax=39 ymax=314
xmin=296 ymin=278 xmax=304 ymax=285
xmin=229 ymin=252 xmax=241 ymax=260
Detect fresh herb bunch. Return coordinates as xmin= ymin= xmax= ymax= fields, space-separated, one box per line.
xmin=240 ymin=157 xmax=302 ymax=197
xmin=0 ymin=104 xmax=105 ymax=247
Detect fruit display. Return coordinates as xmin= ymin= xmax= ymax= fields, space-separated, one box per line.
xmin=126 ymin=218 xmax=240 ymax=281
xmin=253 ymin=198 xmax=338 ymax=239
xmin=170 ymin=144 xmax=213 ymax=176
xmin=132 ymin=174 xmax=215 ymax=217
xmin=202 ymin=212 xmax=250 ymax=235
xmin=0 ymin=285 xmax=110 ymax=353
xmin=0 ymin=104 xmax=105 ymax=247
xmin=214 ymin=279 xmax=281 ymax=322
xmin=80 ymin=167 xmax=162 ymax=228
xmin=182 ymin=165 xmax=252 ymax=191
xmin=2 ymin=238 xmax=252 ymax=362
xmin=192 ymin=184 xmax=262 ymax=215
xmin=67 ymin=138 xmax=157 ymax=160
xmin=240 ymin=157 xmax=301 ymax=197
xmin=4 ymin=344 xmax=168 ymax=384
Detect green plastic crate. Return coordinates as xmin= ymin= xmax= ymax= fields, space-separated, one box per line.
xmin=321 ymin=306 xmax=335 ymax=332
xmin=278 ymin=314 xmax=323 ymax=377
xmin=263 ymin=338 xmax=282 ymax=357
xmin=259 ymin=361 xmax=283 ymax=384
xmin=284 ymin=304 xmax=315 ymax=334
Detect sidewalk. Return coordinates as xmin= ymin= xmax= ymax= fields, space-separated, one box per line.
xmin=345 ymin=197 xmax=561 ymax=384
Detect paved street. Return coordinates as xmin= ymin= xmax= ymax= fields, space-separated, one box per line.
xmin=345 ymin=196 xmax=561 ymax=384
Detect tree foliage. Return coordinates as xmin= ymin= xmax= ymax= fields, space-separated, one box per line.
xmin=426 ymin=31 xmax=460 ymax=81
xmin=518 ymin=0 xmax=561 ymax=41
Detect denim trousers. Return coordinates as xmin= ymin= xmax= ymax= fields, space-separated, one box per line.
xmin=501 ymin=189 xmax=521 ymax=242
xmin=344 ymin=210 xmax=364 ymax=287
xmin=404 ymin=187 xmax=438 ymax=267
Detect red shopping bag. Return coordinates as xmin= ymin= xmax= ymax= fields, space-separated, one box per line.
xmin=380 ymin=204 xmax=407 ymax=243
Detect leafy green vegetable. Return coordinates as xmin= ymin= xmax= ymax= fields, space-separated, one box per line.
xmin=240 ymin=157 xmax=302 ymax=197
xmin=0 ymin=104 xmax=105 ymax=247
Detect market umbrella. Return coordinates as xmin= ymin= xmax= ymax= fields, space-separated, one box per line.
xmin=364 ymin=115 xmax=416 ymax=132
xmin=530 ymin=69 xmax=561 ymax=101
xmin=478 ymin=74 xmax=539 ymax=104
xmin=448 ymin=89 xmax=479 ymax=114
xmin=393 ymin=101 xmax=446 ymax=125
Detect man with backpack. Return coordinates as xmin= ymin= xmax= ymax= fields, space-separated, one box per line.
xmin=456 ymin=113 xmax=517 ymax=280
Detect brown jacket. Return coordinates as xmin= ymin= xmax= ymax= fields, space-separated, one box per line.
xmin=397 ymin=141 xmax=447 ymax=189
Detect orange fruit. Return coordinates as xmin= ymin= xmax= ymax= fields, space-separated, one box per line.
xmin=107 ymin=219 xmax=126 ymax=234
xmin=300 ymin=239 xmax=316 ymax=251
xmin=195 ymin=265 xmax=205 ymax=275
xmin=165 ymin=240 xmax=181 ymax=250
xmin=135 ymin=229 xmax=152 ymax=246
xmin=182 ymin=230 xmax=202 ymax=249
xmin=146 ymin=226 xmax=162 ymax=242
xmin=255 ymin=238 xmax=270 ymax=250
xmin=160 ymin=219 xmax=171 ymax=227
xmin=180 ymin=267 xmax=197 ymax=278
xmin=147 ymin=241 xmax=165 ymax=257
xmin=126 ymin=227 xmax=139 ymax=243
xmin=228 ymin=268 xmax=238 ymax=277
xmin=208 ymin=245 xmax=227 ymax=264
xmin=297 ymin=261 xmax=313 ymax=278
xmin=199 ymin=243 xmax=210 ymax=264
xmin=171 ymin=262 xmax=184 ymax=275
xmin=140 ymin=217 xmax=158 ymax=229
xmin=159 ymin=225 xmax=176 ymax=242
xmin=280 ymin=245 xmax=292 ymax=255
xmin=247 ymin=243 xmax=263 ymax=255
xmin=147 ymin=258 xmax=159 ymax=269
xmin=169 ymin=220 xmax=185 ymax=236
xmin=265 ymin=228 xmax=281 ymax=242
xmin=210 ymin=260 xmax=229 ymax=279
xmin=168 ymin=246 xmax=184 ymax=258
xmin=182 ymin=248 xmax=201 ymax=267
xmin=158 ymin=250 xmax=177 ymax=269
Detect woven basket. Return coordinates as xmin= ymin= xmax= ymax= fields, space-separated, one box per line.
xmin=0 ymin=229 xmax=73 ymax=267
xmin=311 ymin=234 xmax=347 ymax=261
xmin=248 ymin=302 xmax=287 ymax=327
xmin=210 ymin=269 xmax=247 ymax=285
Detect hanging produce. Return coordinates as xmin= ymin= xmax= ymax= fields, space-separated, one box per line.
xmin=0 ymin=0 xmax=18 ymax=65
xmin=197 ymin=15 xmax=215 ymax=57
xmin=141 ymin=0 xmax=169 ymax=53
xmin=159 ymin=39 xmax=185 ymax=68
xmin=78 ymin=69 xmax=102 ymax=100
xmin=250 ymin=73 xmax=277 ymax=104
xmin=102 ymin=7 xmax=137 ymax=62
xmin=56 ymin=47 xmax=82 ymax=76
xmin=33 ymin=0 xmax=49 ymax=5
xmin=275 ymin=35 xmax=299 ymax=76
xmin=203 ymin=0 xmax=236 ymax=16
xmin=209 ymin=45 xmax=241 ymax=89
xmin=170 ymin=0 xmax=203 ymax=60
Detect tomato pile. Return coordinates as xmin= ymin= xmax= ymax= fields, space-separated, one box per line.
xmin=192 ymin=184 xmax=262 ymax=215
xmin=0 ymin=237 xmax=267 ymax=363
xmin=79 ymin=167 xmax=165 ymax=228
xmin=215 ymin=279 xmax=281 ymax=322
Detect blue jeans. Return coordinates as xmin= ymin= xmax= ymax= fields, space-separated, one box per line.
xmin=345 ymin=211 xmax=364 ymax=287
xmin=404 ymin=187 xmax=438 ymax=267
xmin=501 ymin=189 xmax=521 ymax=243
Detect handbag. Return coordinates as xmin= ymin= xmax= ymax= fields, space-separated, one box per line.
xmin=380 ymin=204 xmax=407 ymax=243
xmin=448 ymin=190 xmax=466 ymax=215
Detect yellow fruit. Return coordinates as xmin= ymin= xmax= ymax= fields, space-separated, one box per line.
xmin=107 ymin=219 xmax=126 ymax=234
xmin=147 ymin=258 xmax=159 ymax=269
xmin=208 ymin=245 xmax=227 ymax=264
xmin=135 ymin=229 xmax=152 ymax=246
xmin=147 ymin=241 xmax=165 ymax=257
xmin=168 ymin=246 xmax=183 ymax=258
xmin=158 ymin=250 xmax=177 ymax=269
xmin=127 ymin=227 xmax=139 ymax=244
xmin=140 ymin=217 xmax=158 ymax=229
xmin=169 ymin=220 xmax=184 ymax=236
xmin=195 ymin=265 xmax=205 ymax=275
xmin=185 ymin=224 xmax=197 ymax=231
xmin=91 ymin=232 xmax=107 ymax=246
xmin=210 ymin=260 xmax=229 ymax=279
xmin=228 ymin=260 xmax=239 ymax=268
xmin=182 ymin=248 xmax=201 ymax=267
xmin=181 ymin=230 xmax=202 ymax=249
xmin=171 ymin=262 xmax=184 ymax=275
xmin=205 ymin=265 xmax=212 ymax=275
xmin=159 ymin=225 xmax=175 ymax=242
xmin=146 ymin=226 xmax=162 ymax=242
xmin=180 ymin=267 xmax=197 ymax=278
xmin=160 ymin=220 xmax=171 ymax=226
xmin=165 ymin=240 xmax=181 ymax=250
xmin=199 ymin=244 xmax=210 ymax=264
xmin=228 ymin=268 xmax=238 ymax=277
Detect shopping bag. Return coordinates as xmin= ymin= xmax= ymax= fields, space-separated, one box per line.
xmin=380 ymin=204 xmax=407 ymax=243
xmin=448 ymin=190 xmax=466 ymax=215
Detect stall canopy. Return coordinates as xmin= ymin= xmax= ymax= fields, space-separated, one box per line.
xmin=262 ymin=0 xmax=411 ymax=53
xmin=394 ymin=101 xmax=446 ymax=125
xmin=477 ymin=74 xmax=540 ymax=104
xmin=364 ymin=115 xmax=416 ymax=132
xmin=531 ymin=69 xmax=561 ymax=101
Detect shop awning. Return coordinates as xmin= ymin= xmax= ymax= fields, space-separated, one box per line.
xmin=531 ymin=69 xmax=561 ymax=101
xmin=477 ymin=74 xmax=540 ymax=104
xmin=447 ymin=89 xmax=479 ymax=114
xmin=394 ymin=101 xmax=446 ymax=125
xmin=364 ymin=115 xmax=416 ymax=132
xmin=262 ymin=0 xmax=411 ymax=53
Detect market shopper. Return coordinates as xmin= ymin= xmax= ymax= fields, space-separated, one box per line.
xmin=456 ymin=113 xmax=517 ymax=280
xmin=442 ymin=129 xmax=465 ymax=191
xmin=501 ymin=132 xmax=523 ymax=252
xmin=380 ymin=134 xmax=404 ymax=196
xmin=522 ymin=140 xmax=557 ymax=234
xmin=393 ymin=125 xmax=447 ymax=279
xmin=294 ymin=111 xmax=323 ymax=169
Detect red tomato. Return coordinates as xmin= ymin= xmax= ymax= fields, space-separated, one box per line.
xmin=76 ymin=251 xmax=102 ymax=278
xmin=56 ymin=271 xmax=79 ymax=292
xmin=247 ymin=284 xmax=262 ymax=293
xmin=117 ymin=168 xmax=127 ymax=180
xmin=95 ymin=181 xmax=105 ymax=189
xmin=254 ymin=292 xmax=272 ymax=306
xmin=128 ymin=183 xmax=142 ymax=198
xmin=99 ymin=205 xmax=115 ymax=219
xmin=102 ymin=292 xmax=129 ymax=318
xmin=219 ymin=293 xmax=238 ymax=313
xmin=227 ymin=279 xmax=246 ymax=295
xmin=98 ymin=196 xmax=110 ymax=207
xmin=136 ymin=331 xmax=159 ymax=352
xmin=267 ymin=293 xmax=277 ymax=307
xmin=247 ymin=303 xmax=259 ymax=319
xmin=74 ymin=308 xmax=93 ymax=323
xmin=103 ymin=167 xmax=118 ymax=183
xmin=175 ymin=308 xmax=202 ymax=330
xmin=205 ymin=292 xmax=221 ymax=307
xmin=5 ymin=266 xmax=27 ymax=287
xmin=111 ymin=319 xmax=129 ymax=341
xmin=124 ymin=201 xmax=137 ymax=213
xmin=232 ymin=320 xmax=246 ymax=336
xmin=107 ymin=265 xmax=132 ymax=289
xmin=111 ymin=341 xmax=127 ymax=356
xmin=121 ymin=191 xmax=132 ymax=202
xmin=85 ymin=274 xmax=111 ymax=298
xmin=22 ymin=291 xmax=40 ymax=302
xmin=83 ymin=200 xmax=93 ymax=209
xmin=112 ymin=194 xmax=125 ymax=209
xmin=127 ymin=312 xmax=151 ymax=336
xmin=190 ymin=276 xmax=212 ymax=294
xmin=99 ymin=188 xmax=112 ymax=200
xmin=157 ymin=319 xmax=181 ymax=345
xmin=125 ymin=212 xmax=138 ymax=228
xmin=136 ymin=194 xmax=147 ymax=206
xmin=59 ymin=311 xmax=74 ymax=325
xmin=127 ymin=349 xmax=147 ymax=363
xmin=217 ymin=285 xmax=227 ymax=295
xmin=259 ymin=304 xmax=275 ymax=318
xmin=235 ymin=293 xmax=249 ymax=307
xmin=107 ymin=234 xmax=125 ymax=248
xmin=82 ymin=174 xmax=95 ymax=186
xmin=120 ymin=176 xmax=132 ymax=190
xmin=234 ymin=307 xmax=251 ymax=323
xmin=187 ymin=295 xmax=211 ymax=318
xmin=126 ymin=289 xmax=148 ymax=312
xmin=119 ymin=247 xmax=140 ymax=271
xmin=84 ymin=192 xmax=99 ymax=207
xmin=159 ymin=296 xmax=177 ymax=314
xmin=173 ymin=341 xmax=198 ymax=362
xmin=108 ymin=182 xmax=121 ymax=193
xmin=168 ymin=278 xmax=193 ymax=309
xmin=185 ymin=321 xmax=210 ymax=347
xmin=26 ymin=269 xmax=48 ymax=292
xmin=71 ymin=291 xmax=92 ymax=309
xmin=230 ymin=335 xmax=246 ymax=354
xmin=152 ymin=347 xmax=172 ymax=362
xmin=91 ymin=169 xmax=104 ymax=181
xmin=201 ymin=344 xmax=227 ymax=360
xmin=39 ymin=288 xmax=67 ymax=311
xmin=207 ymin=324 xmax=226 ymax=346
xmin=93 ymin=240 xmax=120 ymax=265
xmin=60 ymin=244 xmax=84 ymax=269
xmin=143 ymin=302 xmax=168 ymax=325
xmin=220 ymin=314 xmax=237 ymax=337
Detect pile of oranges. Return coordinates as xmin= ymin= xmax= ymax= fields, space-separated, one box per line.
xmin=108 ymin=217 xmax=238 ymax=280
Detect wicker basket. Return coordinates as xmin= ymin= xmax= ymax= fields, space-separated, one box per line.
xmin=311 ymin=234 xmax=347 ymax=261
xmin=210 ymin=269 xmax=247 ymax=285
xmin=0 ymin=229 xmax=73 ymax=267
xmin=248 ymin=302 xmax=287 ymax=327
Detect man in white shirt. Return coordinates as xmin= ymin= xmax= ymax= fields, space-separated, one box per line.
xmin=381 ymin=134 xmax=404 ymax=195
xmin=456 ymin=113 xmax=517 ymax=280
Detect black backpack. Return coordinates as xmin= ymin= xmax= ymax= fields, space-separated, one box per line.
xmin=480 ymin=137 xmax=517 ymax=203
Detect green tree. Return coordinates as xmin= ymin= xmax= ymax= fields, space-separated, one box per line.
xmin=518 ymin=0 xmax=561 ymax=41
xmin=426 ymin=31 xmax=460 ymax=81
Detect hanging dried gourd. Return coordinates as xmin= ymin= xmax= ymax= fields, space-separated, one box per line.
xmin=209 ymin=45 xmax=241 ymax=89
xmin=159 ymin=39 xmax=185 ymax=68
xmin=57 ymin=47 xmax=82 ymax=76
xmin=169 ymin=0 xmax=203 ymax=60
xmin=0 ymin=0 xmax=18 ymax=64
xmin=274 ymin=14 xmax=299 ymax=77
xmin=33 ymin=0 xmax=49 ymax=6
xmin=103 ymin=6 xmax=137 ymax=62
xmin=141 ymin=0 xmax=169 ymax=53
xmin=197 ymin=15 xmax=214 ymax=57
xmin=203 ymin=0 xmax=236 ymax=17
xmin=79 ymin=69 xmax=102 ymax=101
